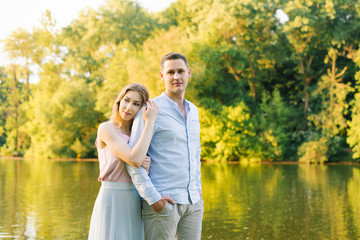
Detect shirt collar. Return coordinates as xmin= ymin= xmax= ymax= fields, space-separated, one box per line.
xmin=161 ymin=92 xmax=191 ymax=117
xmin=161 ymin=92 xmax=190 ymax=109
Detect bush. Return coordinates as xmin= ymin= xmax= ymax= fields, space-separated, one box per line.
xmin=298 ymin=137 xmax=328 ymax=164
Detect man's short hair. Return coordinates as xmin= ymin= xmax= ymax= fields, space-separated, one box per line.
xmin=161 ymin=52 xmax=188 ymax=70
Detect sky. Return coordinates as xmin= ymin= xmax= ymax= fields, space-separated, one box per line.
xmin=0 ymin=0 xmax=176 ymax=65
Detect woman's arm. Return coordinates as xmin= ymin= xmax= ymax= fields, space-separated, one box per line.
xmin=98 ymin=101 xmax=158 ymax=168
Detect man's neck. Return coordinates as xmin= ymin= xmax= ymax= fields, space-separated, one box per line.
xmin=165 ymin=91 xmax=185 ymax=107
xmin=164 ymin=91 xmax=186 ymax=119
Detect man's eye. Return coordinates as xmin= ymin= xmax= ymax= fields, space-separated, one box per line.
xmin=124 ymin=99 xmax=129 ymax=102
xmin=134 ymin=103 xmax=140 ymax=106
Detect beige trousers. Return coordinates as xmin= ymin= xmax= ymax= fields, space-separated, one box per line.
xmin=142 ymin=199 xmax=204 ymax=240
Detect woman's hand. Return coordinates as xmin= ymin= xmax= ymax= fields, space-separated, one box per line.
xmin=141 ymin=155 xmax=151 ymax=172
xmin=142 ymin=101 xmax=158 ymax=123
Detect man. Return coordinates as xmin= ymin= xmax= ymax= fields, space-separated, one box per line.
xmin=126 ymin=52 xmax=203 ymax=240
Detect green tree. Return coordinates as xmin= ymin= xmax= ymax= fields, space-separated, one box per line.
xmin=0 ymin=65 xmax=30 ymax=156
xmin=187 ymin=0 xmax=280 ymax=102
xmin=298 ymin=47 xmax=354 ymax=163
xmin=281 ymin=0 xmax=330 ymax=119
xmin=26 ymin=69 xmax=101 ymax=158
xmin=60 ymin=0 xmax=157 ymax=87
xmin=3 ymin=30 xmax=34 ymax=100
xmin=95 ymin=41 xmax=136 ymax=116
xmin=107 ymin=26 xmax=192 ymax=99
xmin=189 ymin=45 xmax=244 ymax=107
xmin=1 ymin=0 xmax=360 ymax=162
xmin=347 ymin=48 xmax=360 ymax=160
xmin=258 ymin=90 xmax=296 ymax=160
xmin=199 ymin=102 xmax=261 ymax=162
xmin=310 ymin=48 xmax=353 ymax=150
xmin=0 ymin=67 xmax=7 ymax=147
xmin=157 ymin=0 xmax=193 ymax=29
xmin=1 ymin=11 xmax=57 ymax=98
xmin=281 ymin=0 xmax=360 ymax=120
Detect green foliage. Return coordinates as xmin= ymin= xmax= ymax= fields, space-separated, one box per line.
xmin=347 ymin=48 xmax=360 ymax=160
xmin=298 ymin=137 xmax=328 ymax=164
xmin=156 ymin=0 xmax=193 ymax=29
xmin=257 ymin=90 xmax=296 ymax=160
xmin=310 ymin=48 xmax=354 ymax=137
xmin=347 ymin=91 xmax=360 ymax=159
xmin=98 ymin=0 xmax=158 ymax=47
xmin=189 ymin=44 xmax=244 ymax=107
xmin=70 ymin=138 xmax=89 ymax=158
xmin=1 ymin=0 xmax=360 ymax=161
xmin=327 ymin=136 xmax=349 ymax=161
xmin=59 ymin=0 xmax=157 ymax=87
xmin=199 ymin=102 xmax=261 ymax=162
xmin=95 ymin=41 xmax=135 ymax=116
xmin=0 ymin=68 xmax=7 ymax=147
xmin=105 ymin=26 xmax=193 ymax=99
xmin=0 ymin=65 xmax=30 ymax=156
xmin=26 ymin=73 xmax=100 ymax=158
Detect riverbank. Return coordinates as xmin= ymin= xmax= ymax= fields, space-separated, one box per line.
xmin=1 ymin=156 xmax=359 ymax=165
xmin=0 ymin=156 xmax=98 ymax=162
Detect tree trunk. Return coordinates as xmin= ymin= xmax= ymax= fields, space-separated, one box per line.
xmin=12 ymin=65 xmax=20 ymax=155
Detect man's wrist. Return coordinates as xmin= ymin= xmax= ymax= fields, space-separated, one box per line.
xmin=147 ymin=193 xmax=161 ymax=205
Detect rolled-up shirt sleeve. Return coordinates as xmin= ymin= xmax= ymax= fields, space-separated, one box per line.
xmin=126 ymin=108 xmax=161 ymax=205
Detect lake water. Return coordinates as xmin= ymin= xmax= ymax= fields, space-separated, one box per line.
xmin=0 ymin=159 xmax=359 ymax=239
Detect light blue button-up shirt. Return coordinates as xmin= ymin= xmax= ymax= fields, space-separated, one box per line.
xmin=126 ymin=92 xmax=202 ymax=205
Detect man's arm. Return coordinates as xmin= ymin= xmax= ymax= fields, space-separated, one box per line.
xmin=127 ymin=108 xmax=161 ymax=205
xmin=194 ymin=107 xmax=202 ymax=196
xmin=196 ymin=128 xmax=202 ymax=196
xmin=126 ymin=164 xmax=162 ymax=205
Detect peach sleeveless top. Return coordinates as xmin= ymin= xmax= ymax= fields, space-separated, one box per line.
xmin=96 ymin=126 xmax=132 ymax=183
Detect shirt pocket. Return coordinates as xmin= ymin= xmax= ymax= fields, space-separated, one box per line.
xmin=188 ymin=119 xmax=200 ymax=143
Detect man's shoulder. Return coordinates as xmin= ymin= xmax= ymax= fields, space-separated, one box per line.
xmin=152 ymin=95 xmax=164 ymax=104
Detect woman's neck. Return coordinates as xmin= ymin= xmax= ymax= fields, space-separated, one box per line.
xmin=113 ymin=120 xmax=132 ymax=136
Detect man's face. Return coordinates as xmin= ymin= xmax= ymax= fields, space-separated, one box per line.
xmin=160 ymin=59 xmax=191 ymax=98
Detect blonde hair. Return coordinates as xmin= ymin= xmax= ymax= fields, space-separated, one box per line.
xmin=110 ymin=83 xmax=149 ymax=128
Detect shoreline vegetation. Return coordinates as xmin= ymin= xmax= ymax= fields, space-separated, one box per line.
xmin=1 ymin=156 xmax=359 ymax=165
xmin=1 ymin=0 xmax=360 ymax=163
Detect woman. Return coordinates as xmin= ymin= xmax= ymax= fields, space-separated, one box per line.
xmin=88 ymin=83 xmax=158 ymax=240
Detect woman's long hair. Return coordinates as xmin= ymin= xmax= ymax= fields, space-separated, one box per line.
xmin=109 ymin=83 xmax=149 ymax=129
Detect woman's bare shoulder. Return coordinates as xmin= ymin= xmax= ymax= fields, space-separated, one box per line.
xmin=98 ymin=121 xmax=115 ymax=134
xmin=99 ymin=121 xmax=113 ymax=129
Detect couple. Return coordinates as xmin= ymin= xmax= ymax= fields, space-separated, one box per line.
xmin=88 ymin=52 xmax=203 ymax=240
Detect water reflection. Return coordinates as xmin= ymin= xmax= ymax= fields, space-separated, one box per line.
xmin=0 ymin=159 xmax=359 ymax=239
xmin=201 ymin=163 xmax=360 ymax=240
xmin=0 ymin=159 xmax=99 ymax=239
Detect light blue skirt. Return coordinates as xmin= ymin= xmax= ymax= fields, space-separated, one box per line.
xmin=88 ymin=181 xmax=144 ymax=240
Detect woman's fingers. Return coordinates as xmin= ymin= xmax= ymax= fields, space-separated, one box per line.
xmin=143 ymin=100 xmax=158 ymax=122
xmin=145 ymin=100 xmax=153 ymax=110
xmin=141 ymin=156 xmax=151 ymax=171
xmin=145 ymin=101 xmax=158 ymax=114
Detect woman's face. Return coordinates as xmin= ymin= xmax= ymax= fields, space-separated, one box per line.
xmin=119 ymin=91 xmax=143 ymax=121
